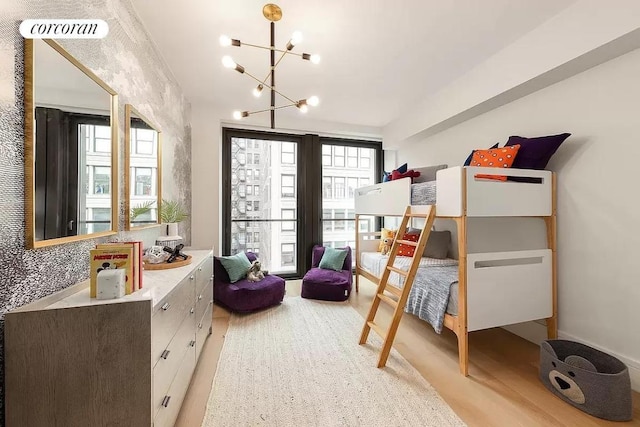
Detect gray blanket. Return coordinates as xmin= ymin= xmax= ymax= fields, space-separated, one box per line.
xmin=404 ymin=266 xmax=459 ymax=334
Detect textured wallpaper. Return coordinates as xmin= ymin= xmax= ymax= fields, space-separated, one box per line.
xmin=0 ymin=0 xmax=191 ymax=420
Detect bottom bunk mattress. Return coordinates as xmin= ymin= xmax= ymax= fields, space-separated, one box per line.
xmin=360 ymin=251 xmax=459 ymax=334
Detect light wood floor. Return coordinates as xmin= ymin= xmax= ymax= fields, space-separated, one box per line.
xmin=176 ymin=279 xmax=640 ymax=427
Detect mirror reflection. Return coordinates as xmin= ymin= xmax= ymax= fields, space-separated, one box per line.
xmin=26 ymin=39 xmax=117 ymax=248
xmin=125 ymin=105 xmax=161 ymax=230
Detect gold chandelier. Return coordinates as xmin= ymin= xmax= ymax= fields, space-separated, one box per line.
xmin=220 ymin=3 xmax=320 ymax=129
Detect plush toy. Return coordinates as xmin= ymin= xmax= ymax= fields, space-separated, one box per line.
xmin=391 ymin=169 xmax=421 ymax=182
xmin=380 ymin=237 xmax=393 ymax=256
xmin=247 ymin=260 xmax=268 ymax=282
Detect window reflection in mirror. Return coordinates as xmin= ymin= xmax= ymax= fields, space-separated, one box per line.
xmin=125 ymin=105 xmax=161 ymax=230
xmin=26 ymin=39 xmax=117 ymax=248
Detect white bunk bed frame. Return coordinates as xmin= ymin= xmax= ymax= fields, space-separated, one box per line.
xmin=354 ymin=166 xmax=557 ymax=375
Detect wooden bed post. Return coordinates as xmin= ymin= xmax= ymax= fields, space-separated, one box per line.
xmin=355 ymin=214 xmax=360 ymax=293
xmin=544 ymin=173 xmax=558 ymax=339
xmin=456 ymin=166 xmax=469 ymax=376
xmin=454 ymin=218 xmax=469 ymax=376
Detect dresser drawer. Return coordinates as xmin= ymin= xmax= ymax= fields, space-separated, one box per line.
xmin=154 ymin=345 xmax=196 ymax=427
xmin=196 ymin=301 xmax=213 ymax=361
xmin=195 ymin=279 xmax=213 ymax=321
xmin=152 ymin=310 xmax=196 ymax=418
xmin=195 ymin=256 xmax=214 ymax=296
xmin=152 ymin=278 xmax=194 ymax=364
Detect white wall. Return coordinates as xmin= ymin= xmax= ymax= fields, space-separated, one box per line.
xmin=190 ymin=105 xmax=382 ymax=255
xmin=384 ymin=0 xmax=640 ymax=149
xmin=395 ymin=47 xmax=640 ymax=389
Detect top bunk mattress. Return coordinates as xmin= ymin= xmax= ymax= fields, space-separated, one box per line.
xmin=411 ymin=180 xmax=436 ymax=205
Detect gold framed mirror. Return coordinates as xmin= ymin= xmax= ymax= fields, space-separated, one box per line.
xmin=24 ymin=39 xmax=118 ymax=249
xmin=124 ymin=104 xmax=162 ymax=230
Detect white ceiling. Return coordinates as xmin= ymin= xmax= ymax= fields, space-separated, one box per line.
xmin=131 ymin=0 xmax=575 ymax=128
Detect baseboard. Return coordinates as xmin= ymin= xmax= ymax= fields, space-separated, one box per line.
xmin=502 ymin=322 xmax=640 ymax=392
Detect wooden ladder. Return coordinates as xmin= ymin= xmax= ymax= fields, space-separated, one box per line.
xmin=359 ymin=205 xmax=436 ymax=368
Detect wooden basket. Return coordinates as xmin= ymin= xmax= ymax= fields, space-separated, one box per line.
xmin=143 ymin=255 xmax=192 ymax=270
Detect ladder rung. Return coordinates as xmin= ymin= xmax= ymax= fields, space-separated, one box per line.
xmin=367 ymin=321 xmax=387 ymax=339
xmin=395 ymin=239 xmax=418 ymax=247
xmin=384 ymin=284 xmax=402 ymax=297
xmin=377 ymin=293 xmax=398 ymax=308
xmin=408 ymin=213 xmax=431 ymax=218
xmin=387 ymin=265 xmax=408 ymax=276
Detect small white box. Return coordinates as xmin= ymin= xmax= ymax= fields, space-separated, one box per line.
xmin=96 ymin=269 xmax=126 ymax=300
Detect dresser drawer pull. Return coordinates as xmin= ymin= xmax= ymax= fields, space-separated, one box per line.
xmin=198 ymin=267 xmax=202 ymax=271
xmin=198 ymin=294 xmax=203 ymax=301
xmin=161 ymin=350 xmax=170 ymax=360
xmin=210 ymin=276 xmax=213 ymax=282
xmin=189 ymin=340 xmax=196 ymax=347
xmin=161 ymin=302 xmax=170 ymax=311
xmin=190 ymin=275 xmax=194 ymax=280
xmin=190 ymin=307 xmax=195 ymax=314
xmin=198 ymin=322 xmax=203 ymax=329
xmin=161 ymin=396 xmax=171 ymax=408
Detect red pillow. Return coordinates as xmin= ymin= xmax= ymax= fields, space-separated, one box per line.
xmin=470 ymin=145 xmax=520 ymax=181
xmin=397 ymin=233 xmax=419 ymax=257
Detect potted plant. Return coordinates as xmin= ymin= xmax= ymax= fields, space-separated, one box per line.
xmin=160 ymin=198 xmax=189 ymax=237
xmin=129 ymin=200 xmax=156 ymax=225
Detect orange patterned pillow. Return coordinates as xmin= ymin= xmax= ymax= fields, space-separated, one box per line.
xmin=470 ymin=144 xmax=520 ymax=181
xmin=397 ymin=233 xmax=419 ymax=257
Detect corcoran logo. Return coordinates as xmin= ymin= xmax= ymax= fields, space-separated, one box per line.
xmin=20 ymin=19 xmax=109 ymax=39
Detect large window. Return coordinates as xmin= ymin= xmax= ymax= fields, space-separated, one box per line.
xmin=223 ymin=129 xmax=381 ymax=277
xmin=321 ymin=143 xmax=378 ymax=251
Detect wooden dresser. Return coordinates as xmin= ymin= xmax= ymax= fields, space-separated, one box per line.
xmin=4 ymin=249 xmax=214 ymax=427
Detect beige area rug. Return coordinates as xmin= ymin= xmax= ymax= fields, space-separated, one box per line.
xmin=202 ymin=297 xmax=465 ymax=427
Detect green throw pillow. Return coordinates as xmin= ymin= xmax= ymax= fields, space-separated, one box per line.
xmin=219 ymin=252 xmax=252 ymax=283
xmin=318 ymin=247 xmax=348 ymax=271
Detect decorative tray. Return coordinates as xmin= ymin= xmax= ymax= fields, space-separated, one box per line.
xmin=143 ymin=255 xmax=192 ymax=270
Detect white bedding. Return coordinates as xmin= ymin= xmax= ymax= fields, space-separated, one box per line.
xmin=359 ymin=251 xmax=459 ymax=315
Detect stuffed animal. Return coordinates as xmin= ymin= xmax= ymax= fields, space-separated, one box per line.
xmin=247 ymin=260 xmax=268 ymax=282
xmin=380 ymin=237 xmax=393 ymax=256
xmin=391 ymin=169 xmax=421 ymax=183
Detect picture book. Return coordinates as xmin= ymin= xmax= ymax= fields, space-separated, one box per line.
xmin=90 ymin=246 xmax=134 ymax=297
xmin=97 ymin=242 xmax=142 ymax=292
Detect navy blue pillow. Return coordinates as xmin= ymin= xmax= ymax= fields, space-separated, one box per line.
xmin=505 ymin=133 xmax=570 ymax=170
xmin=464 ymin=143 xmax=499 ymax=166
xmin=397 ymin=163 xmax=408 ymax=173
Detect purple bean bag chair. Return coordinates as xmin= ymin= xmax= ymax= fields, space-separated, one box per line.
xmin=214 ymin=252 xmax=285 ymax=313
xmin=301 ymin=246 xmax=352 ymax=302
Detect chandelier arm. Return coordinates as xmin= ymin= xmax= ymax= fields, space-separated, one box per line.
xmin=259 ymin=49 xmax=289 ymax=85
xmin=247 ymin=103 xmax=297 ymax=116
xmin=235 ymin=42 xmax=305 ymax=57
xmin=243 ymin=70 xmax=297 ymax=105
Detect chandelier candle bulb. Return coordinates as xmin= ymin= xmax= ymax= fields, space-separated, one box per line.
xmin=222 ymin=55 xmax=236 ymax=68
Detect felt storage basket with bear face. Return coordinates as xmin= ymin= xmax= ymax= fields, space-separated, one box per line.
xmin=539 ymin=339 xmax=632 ymax=421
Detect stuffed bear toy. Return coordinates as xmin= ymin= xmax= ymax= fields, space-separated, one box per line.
xmin=247 ymin=260 xmax=268 ymax=282
xmin=380 ymin=237 xmax=393 ymax=256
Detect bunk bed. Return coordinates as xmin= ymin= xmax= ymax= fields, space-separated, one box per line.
xmin=354 ymin=166 xmax=557 ymax=375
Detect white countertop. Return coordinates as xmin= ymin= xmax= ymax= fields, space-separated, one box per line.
xmin=45 ymin=250 xmax=213 ymax=310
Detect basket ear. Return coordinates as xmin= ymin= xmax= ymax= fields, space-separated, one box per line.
xmin=541 ymin=341 xmax=558 ymax=359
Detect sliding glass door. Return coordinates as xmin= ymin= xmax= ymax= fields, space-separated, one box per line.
xmin=223 ymin=129 xmax=382 ymax=278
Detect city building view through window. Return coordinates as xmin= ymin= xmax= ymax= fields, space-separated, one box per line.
xmin=229 ymin=137 xmax=377 ymax=274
